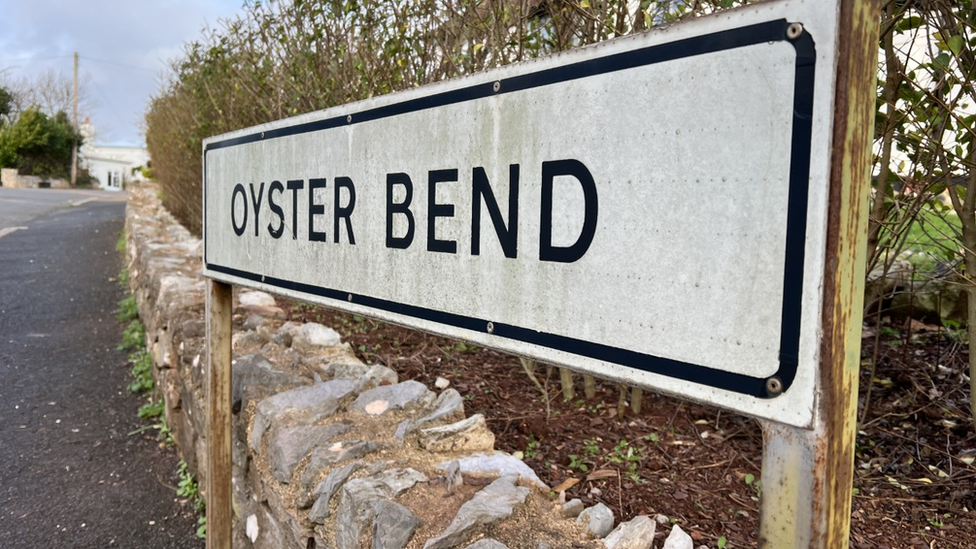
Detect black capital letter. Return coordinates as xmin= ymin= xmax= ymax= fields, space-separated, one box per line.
xmin=231 ymin=183 xmax=247 ymax=236
xmin=308 ymin=178 xmax=328 ymax=242
xmin=427 ymin=169 xmax=458 ymax=254
xmin=539 ymin=159 xmax=598 ymax=263
xmin=334 ymin=176 xmax=356 ymax=244
xmin=471 ymin=165 xmax=519 ymax=258
xmin=267 ymin=180 xmax=285 ymax=239
xmin=286 ymin=179 xmax=304 ymax=240
xmin=248 ymin=182 xmax=265 ymax=236
xmin=386 ymin=173 xmax=414 ymax=249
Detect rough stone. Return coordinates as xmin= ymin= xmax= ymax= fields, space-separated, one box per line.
xmin=372 ymin=499 xmax=422 ymax=549
xmin=292 ymin=322 xmax=342 ymax=351
xmin=181 ymin=319 xmax=206 ymax=339
xmin=243 ymin=314 xmax=267 ymax=331
xmin=351 ymin=381 xmax=435 ymax=416
xmin=416 ymin=389 xmax=465 ymax=427
xmin=336 ymin=469 xmax=428 ymax=549
xmin=420 ymin=414 xmax=495 ymax=453
xmin=562 ymin=498 xmax=585 ymax=518
xmin=234 ymin=329 xmax=270 ymax=351
xmin=232 ymin=354 xmax=307 ymax=412
xmin=466 ymin=540 xmax=510 ymax=549
xmin=298 ymin=440 xmax=380 ymax=499
xmin=355 ymin=365 xmax=400 ymax=391
xmin=604 ymin=516 xmax=657 ymax=549
xmin=434 ymin=376 xmax=450 ymax=389
xmin=577 ymin=503 xmax=614 ymax=538
xmin=239 ymin=291 xmax=277 ymax=309
xmin=436 ymin=452 xmax=546 ymax=489
xmin=328 ymin=362 xmax=371 ymax=380
xmin=394 ymin=420 xmax=414 ymax=443
xmin=660 ymin=524 xmax=693 ymax=549
xmin=396 ymin=389 xmax=466 ymax=442
xmin=304 ymin=461 xmax=364 ymax=517
xmin=655 ymin=514 xmax=670 ymax=526
xmin=251 ymin=379 xmax=357 ymax=450
xmin=272 ymin=322 xmax=299 ymax=347
xmin=268 ymin=422 xmax=352 ymax=483
xmin=444 ymin=460 xmax=462 ymax=493
xmin=423 ymin=475 xmax=529 ymax=549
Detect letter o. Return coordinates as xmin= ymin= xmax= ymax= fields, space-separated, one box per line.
xmin=231 ymin=183 xmax=248 ymax=236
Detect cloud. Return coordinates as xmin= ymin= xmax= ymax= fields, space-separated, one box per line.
xmin=0 ymin=0 xmax=242 ymax=145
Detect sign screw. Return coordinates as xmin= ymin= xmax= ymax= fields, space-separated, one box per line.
xmin=346 ymin=114 xmax=353 ymax=123
xmin=486 ymin=321 xmax=495 ymax=334
xmin=492 ymin=81 xmax=501 ymax=93
xmin=766 ymin=377 xmax=783 ymax=395
xmin=260 ymin=131 xmax=265 ymax=139
xmin=347 ymin=294 xmax=353 ymax=302
xmin=786 ymin=23 xmax=803 ymax=40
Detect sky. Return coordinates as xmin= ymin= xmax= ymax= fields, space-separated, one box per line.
xmin=0 ymin=0 xmax=244 ymax=147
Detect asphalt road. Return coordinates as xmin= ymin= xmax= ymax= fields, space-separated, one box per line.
xmin=0 ymin=188 xmax=202 ymax=548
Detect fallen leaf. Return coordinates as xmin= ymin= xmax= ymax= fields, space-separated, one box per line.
xmin=586 ymin=469 xmax=618 ymax=481
xmin=552 ymin=477 xmax=580 ymax=492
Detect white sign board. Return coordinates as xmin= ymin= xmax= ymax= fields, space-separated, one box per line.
xmin=204 ymin=0 xmax=840 ymax=428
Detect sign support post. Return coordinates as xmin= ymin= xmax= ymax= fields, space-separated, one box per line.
xmin=758 ymin=0 xmax=878 ymax=547
xmin=206 ymin=280 xmax=233 ymax=549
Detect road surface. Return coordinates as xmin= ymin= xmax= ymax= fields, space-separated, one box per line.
xmin=0 ymin=188 xmax=202 ymax=548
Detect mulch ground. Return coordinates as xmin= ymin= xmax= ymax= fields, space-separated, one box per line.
xmin=283 ymin=301 xmax=976 ymax=548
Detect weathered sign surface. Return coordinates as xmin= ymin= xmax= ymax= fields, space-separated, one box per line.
xmin=203 ymin=1 xmax=841 ymax=428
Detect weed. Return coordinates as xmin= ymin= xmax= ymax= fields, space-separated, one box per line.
xmin=608 ymin=439 xmax=644 ymax=484
xmin=128 ymin=350 xmax=154 ymax=394
xmin=118 ymin=320 xmax=145 ymax=352
xmin=117 ymin=266 xmax=129 ymax=288
xmin=582 ymin=438 xmax=601 ymax=457
xmin=117 ymin=295 xmax=138 ymax=323
xmin=177 ymin=460 xmax=206 ymax=513
xmin=196 ymin=516 xmax=207 ymax=539
xmin=879 ymin=325 xmax=900 ymax=339
xmin=115 ymin=231 xmax=126 ymax=253
xmin=524 ymin=436 xmax=540 ymax=460
xmin=568 ymin=454 xmax=589 ymax=472
xmin=157 ymin=417 xmax=174 ymax=446
xmin=138 ymin=399 xmax=164 ymax=420
xmin=643 ymin=433 xmax=660 ymax=443
xmin=717 ymin=535 xmax=728 ymax=549
xmin=943 ymin=319 xmax=966 ymax=343
xmin=744 ymin=473 xmax=762 ymax=499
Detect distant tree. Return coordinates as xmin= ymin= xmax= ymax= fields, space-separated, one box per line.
xmin=0 ymin=106 xmax=82 ymax=177
xmin=2 ymin=69 xmax=93 ymax=121
xmin=0 ymin=86 xmax=12 ymax=119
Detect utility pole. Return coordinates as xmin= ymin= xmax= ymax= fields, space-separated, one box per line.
xmin=71 ymin=51 xmax=78 ymax=187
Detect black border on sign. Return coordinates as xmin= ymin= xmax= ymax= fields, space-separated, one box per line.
xmin=203 ymin=19 xmax=816 ymax=399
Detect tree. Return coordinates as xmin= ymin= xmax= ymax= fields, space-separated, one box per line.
xmin=0 ymin=68 xmax=93 ymax=123
xmin=0 ymin=106 xmax=82 ymax=178
xmin=0 ymin=86 xmax=12 ymax=120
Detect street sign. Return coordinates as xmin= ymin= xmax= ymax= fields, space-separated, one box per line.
xmin=205 ymin=1 xmax=837 ymax=428
xmin=202 ymin=1 xmax=878 ymax=548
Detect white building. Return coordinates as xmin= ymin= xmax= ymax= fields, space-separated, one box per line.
xmin=78 ymin=120 xmax=151 ymax=191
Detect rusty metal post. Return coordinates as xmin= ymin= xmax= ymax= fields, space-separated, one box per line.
xmin=757 ymin=0 xmax=879 ymax=547
xmin=206 ymin=280 xmax=233 ymax=549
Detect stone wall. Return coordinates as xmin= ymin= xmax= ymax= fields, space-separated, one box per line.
xmin=1 ymin=168 xmax=70 ymax=188
xmin=124 ymin=183 xmax=691 ymax=549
